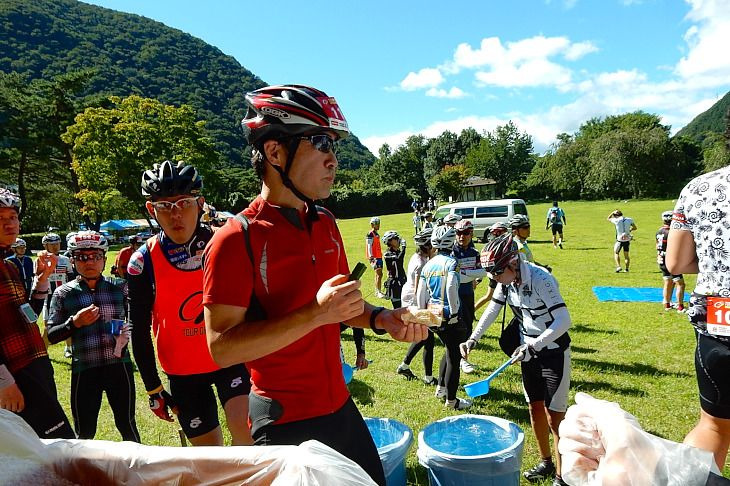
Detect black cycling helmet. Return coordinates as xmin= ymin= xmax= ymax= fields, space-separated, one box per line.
xmin=481 ymin=234 xmax=519 ymax=274
xmin=141 ymin=160 xmax=203 ymax=200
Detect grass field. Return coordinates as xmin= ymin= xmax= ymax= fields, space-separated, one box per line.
xmin=43 ymin=199 xmax=718 ymax=484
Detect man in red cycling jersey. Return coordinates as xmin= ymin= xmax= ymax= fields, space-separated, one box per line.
xmin=0 ymin=188 xmax=75 ymax=439
xmin=128 ymin=160 xmax=252 ymax=446
xmin=203 ymin=84 xmax=428 ymax=486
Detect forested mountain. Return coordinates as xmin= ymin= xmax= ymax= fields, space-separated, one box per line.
xmin=0 ymin=0 xmax=375 ymax=169
xmin=676 ymin=91 xmax=730 ymax=145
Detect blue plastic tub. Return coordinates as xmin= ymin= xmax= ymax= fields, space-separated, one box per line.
xmin=365 ymin=417 xmax=413 ymax=486
xmin=417 ymin=415 xmax=524 ymax=486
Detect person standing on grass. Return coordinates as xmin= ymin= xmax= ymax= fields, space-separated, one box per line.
xmin=128 ymin=160 xmax=252 ymax=447
xmin=396 ymin=228 xmax=437 ymax=385
xmin=452 ymin=219 xmax=481 ymax=375
xmin=461 ymin=234 xmax=571 ymax=486
xmin=422 ymin=212 xmax=434 ymax=230
xmin=382 ymin=230 xmax=407 ymax=309
xmin=509 ymin=214 xmax=535 ymax=263
xmin=412 ymin=210 xmax=422 ymax=234
xmin=608 ymin=209 xmax=636 ymax=273
xmin=667 ymin=166 xmax=730 ymax=471
xmin=36 ymin=232 xmax=75 ymax=357
xmin=6 ymin=238 xmax=33 ymax=296
xmin=545 ymin=201 xmax=566 ymax=249
xmin=417 ymin=226 xmax=472 ymax=410
xmin=366 ymin=216 xmax=385 ymax=299
xmin=203 ymin=84 xmax=428 ymax=486
xmin=47 ymin=231 xmax=140 ymax=442
xmin=656 ymin=211 xmax=685 ymax=313
xmin=0 ymin=188 xmax=75 ymax=439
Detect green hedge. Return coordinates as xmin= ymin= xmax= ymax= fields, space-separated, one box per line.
xmin=324 ymin=184 xmax=411 ymax=218
xmin=18 ymin=232 xmax=73 ymax=251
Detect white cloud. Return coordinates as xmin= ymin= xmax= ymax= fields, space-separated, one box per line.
xmin=426 ymin=87 xmax=467 ymax=98
xmin=475 ymin=58 xmax=573 ymax=88
xmin=564 ymin=41 xmax=599 ymax=61
xmin=399 ymin=68 xmax=443 ymax=90
xmin=675 ymin=0 xmax=730 ymax=82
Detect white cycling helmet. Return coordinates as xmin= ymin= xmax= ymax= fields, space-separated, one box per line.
xmin=414 ymin=228 xmax=433 ymax=246
xmin=508 ymin=214 xmax=530 ymax=229
xmin=382 ymin=230 xmax=400 ymax=244
xmin=443 ymin=213 xmax=462 ymax=225
xmin=455 ymin=219 xmax=473 ymax=231
xmin=42 ymin=233 xmax=62 ymax=245
xmin=431 ymin=226 xmax=457 ymax=250
xmin=661 ymin=211 xmax=673 ymax=223
xmin=11 ymin=238 xmax=26 ymax=248
xmin=370 ymin=216 xmax=381 ymax=225
xmin=0 ymin=188 xmax=20 ymax=210
xmin=67 ymin=231 xmax=109 ymax=253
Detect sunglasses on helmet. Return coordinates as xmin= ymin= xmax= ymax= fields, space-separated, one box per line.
xmin=299 ymin=134 xmax=338 ymax=154
xmin=150 ymin=196 xmax=200 ymax=213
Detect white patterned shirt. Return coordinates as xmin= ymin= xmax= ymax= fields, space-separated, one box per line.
xmin=672 ymin=166 xmax=730 ymax=297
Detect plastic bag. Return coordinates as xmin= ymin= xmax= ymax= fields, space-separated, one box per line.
xmin=0 ymin=410 xmax=377 ymax=485
xmin=559 ymin=393 xmax=716 ymax=486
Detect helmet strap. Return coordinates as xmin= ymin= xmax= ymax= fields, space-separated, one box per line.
xmin=267 ymin=138 xmax=319 ymax=222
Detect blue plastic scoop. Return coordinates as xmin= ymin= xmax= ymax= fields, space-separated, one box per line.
xmin=464 ymin=355 xmax=519 ymax=398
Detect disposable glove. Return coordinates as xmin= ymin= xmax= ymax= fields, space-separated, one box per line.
xmin=459 ymin=339 xmax=477 ymax=358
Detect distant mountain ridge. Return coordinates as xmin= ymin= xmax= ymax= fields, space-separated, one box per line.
xmin=0 ymin=0 xmax=375 ymax=169
xmin=676 ymin=91 xmax=730 ymax=145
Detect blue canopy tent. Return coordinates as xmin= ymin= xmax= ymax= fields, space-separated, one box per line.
xmin=100 ymin=219 xmax=143 ymax=231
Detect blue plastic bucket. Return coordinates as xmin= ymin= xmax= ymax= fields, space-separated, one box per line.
xmin=365 ymin=417 xmax=413 ymax=486
xmin=417 ymin=415 xmax=524 ymax=486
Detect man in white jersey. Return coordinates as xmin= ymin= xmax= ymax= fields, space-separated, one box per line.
xmin=461 ymin=234 xmax=571 ymax=486
xmin=607 ymin=209 xmax=636 ymax=273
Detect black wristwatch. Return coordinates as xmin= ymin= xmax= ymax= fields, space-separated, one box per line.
xmin=369 ymin=306 xmax=387 ymax=335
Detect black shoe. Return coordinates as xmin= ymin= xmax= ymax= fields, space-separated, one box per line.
xmin=553 ymin=476 xmax=568 ymax=486
xmin=397 ymin=367 xmax=417 ymax=381
xmin=422 ymin=376 xmax=438 ymax=386
xmin=523 ymin=459 xmax=556 ymax=483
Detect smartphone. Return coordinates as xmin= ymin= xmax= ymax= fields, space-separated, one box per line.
xmin=19 ymin=303 xmax=38 ymax=324
xmin=348 ymin=262 xmax=367 ymax=281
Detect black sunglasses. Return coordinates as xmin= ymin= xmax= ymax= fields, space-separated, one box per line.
xmin=73 ymin=252 xmax=104 ymax=262
xmin=457 ymin=230 xmax=473 ymax=235
xmin=299 ymin=134 xmax=338 ymax=154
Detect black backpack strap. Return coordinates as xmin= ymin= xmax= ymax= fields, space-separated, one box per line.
xmin=233 ymin=213 xmax=267 ymax=321
xmin=234 ymin=213 xmax=254 ymax=265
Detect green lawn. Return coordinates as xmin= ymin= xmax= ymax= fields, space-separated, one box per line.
xmin=44 ymin=199 xmax=716 ymax=484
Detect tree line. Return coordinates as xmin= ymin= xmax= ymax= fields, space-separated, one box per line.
xmin=2 ymin=68 xmax=728 ymax=232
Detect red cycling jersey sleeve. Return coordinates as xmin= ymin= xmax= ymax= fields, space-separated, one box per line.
xmin=203 ymin=218 xmax=252 ymax=308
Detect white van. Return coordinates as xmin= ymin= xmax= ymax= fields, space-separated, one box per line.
xmin=433 ymin=199 xmax=528 ymax=242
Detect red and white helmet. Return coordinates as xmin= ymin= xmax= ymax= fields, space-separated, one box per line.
xmin=455 ymin=219 xmax=473 ymax=231
xmin=241 ymin=85 xmax=350 ymax=146
xmin=480 ymin=234 xmax=519 ymax=274
xmin=67 ymin=231 xmax=109 ymax=253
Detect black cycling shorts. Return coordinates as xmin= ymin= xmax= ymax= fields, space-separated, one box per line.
xmin=694 ymin=331 xmax=730 ymax=419
xmin=614 ymin=241 xmax=630 ymax=253
xmin=658 ymin=260 xmax=683 ymax=280
xmin=168 ymin=363 xmax=250 ymax=438
xmin=521 ymin=347 xmax=571 ymax=412
xmin=251 ymin=397 xmax=386 ymax=486
xmin=551 ymin=223 xmax=563 ymax=235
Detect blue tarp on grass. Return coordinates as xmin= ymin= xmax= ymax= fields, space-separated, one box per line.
xmin=593 ymin=286 xmax=691 ymax=303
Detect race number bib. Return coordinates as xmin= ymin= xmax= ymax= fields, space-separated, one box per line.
xmin=707 ymin=297 xmax=730 ymax=337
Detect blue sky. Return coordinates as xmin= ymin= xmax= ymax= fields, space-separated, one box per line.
xmin=83 ymin=0 xmax=729 ymax=155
